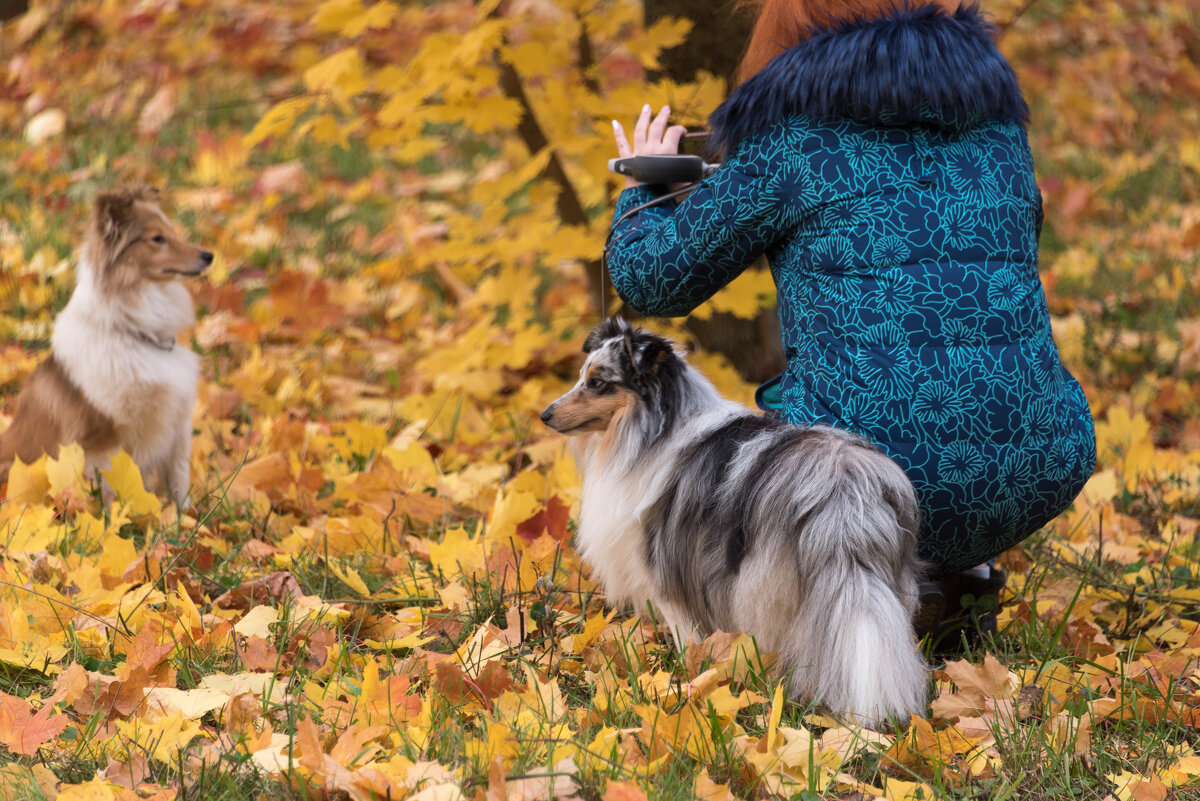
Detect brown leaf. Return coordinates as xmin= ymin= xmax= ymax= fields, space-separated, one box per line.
xmin=941 ymin=654 xmax=1014 ymax=706
xmin=113 ymin=666 xmax=154 ymax=717
xmin=65 ymin=665 xmax=153 ymax=720
xmin=103 ymin=752 xmax=151 ymax=788
xmin=213 ymin=571 xmax=304 ymax=610
xmin=1016 ymin=684 xmax=1045 ymax=720
xmin=1130 ymin=776 xmax=1170 ymax=801
xmin=120 ymin=623 xmax=175 ymax=678
xmin=474 ymin=660 xmax=516 ymax=700
xmin=254 ymin=162 xmax=306 ymax=196
xmin=684 ymin=630 xmax=743 ymax=678
xmin=241 ymin=538 xmax=279 ymax=561
xmin=53 ymin=663 xmax=91 ymax=707
xmin=1183 ymin=220 xmax=1200 ymax=249
xmin=486 ymin=757 xmax=507 ymax=801
xmin=224 ymin=692 xmax=261 ymax=738
xmin=137 ymin=84 xmax=178 ymax=136
xmin=930 ymin=691 xmax=984 ymax=724
xmin=432 ymin=661 xmax=491 ymax=709
xmin=241 ymin=636 xmax=281 ymax=672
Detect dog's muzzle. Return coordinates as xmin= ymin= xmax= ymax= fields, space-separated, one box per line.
xmin=164 ymin=251 xmax=215 ymax=277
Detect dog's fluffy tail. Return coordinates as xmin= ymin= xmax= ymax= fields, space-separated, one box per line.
xmin=781 ymin=445 xmax=928 ymax=727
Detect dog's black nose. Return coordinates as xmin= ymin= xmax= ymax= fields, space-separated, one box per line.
xmin=540 ymin=407 xmax=553 ymax=424
xmin=200 ymin=250 xmax=214 ymax=265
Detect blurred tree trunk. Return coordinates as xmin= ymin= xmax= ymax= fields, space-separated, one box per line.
xmin=643 ymin=0 xmax=786 ymax=384
xmin=0 ymin=0 xmax=28 ymax=22
xmin=643 ymin=0 xmax=751 ymax=86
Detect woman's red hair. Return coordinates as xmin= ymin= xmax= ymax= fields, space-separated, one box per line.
xmin=735 ymin=0 xmax=954 ymax=84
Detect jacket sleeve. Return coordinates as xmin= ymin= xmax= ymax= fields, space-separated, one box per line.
xmin=605 ymin=144 xmax=787 ymax=318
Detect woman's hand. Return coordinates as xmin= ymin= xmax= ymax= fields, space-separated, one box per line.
xmin=612 ymin=104 xmax=688 ymax=189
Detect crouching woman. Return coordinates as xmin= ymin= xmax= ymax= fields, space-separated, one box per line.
xmin=607 ymin=0 xmax=1097 ymax=635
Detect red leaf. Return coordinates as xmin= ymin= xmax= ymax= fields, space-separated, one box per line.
xmin=516 ymin=495 xmax=571 ymax=542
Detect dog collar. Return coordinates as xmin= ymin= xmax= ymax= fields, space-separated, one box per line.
xmin=137 ymin=330 xmax=176 ymax=351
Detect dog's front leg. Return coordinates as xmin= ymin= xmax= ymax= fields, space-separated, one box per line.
xmin=656 ymin=602 xmax=701 ymax=652
xmin=84 ymin=450 xmax=117 ymax=507
xmin=165 ymin=424 xmax=192 ymax=510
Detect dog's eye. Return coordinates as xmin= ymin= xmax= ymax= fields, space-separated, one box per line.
xmin=151 ymin=235 xmax=167 ymax=244
xmin=587 ymin=377 xmax=607 ymax=391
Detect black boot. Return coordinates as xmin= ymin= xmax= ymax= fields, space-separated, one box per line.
xmin=914 ymin=566 xmax=1007 ymax=653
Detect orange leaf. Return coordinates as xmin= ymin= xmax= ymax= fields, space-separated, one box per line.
xmin=120 ymin=624 xmax=176 ymax=679
xmin=232 ymin=453 xmax=292 ymax=495
xmin=941 ymin=654 xmax=1015 ymax=707
xmin=0 ymin=692 xmax=68 ymax=755
xmin=603 ymin=780 xmax=648 ymax=801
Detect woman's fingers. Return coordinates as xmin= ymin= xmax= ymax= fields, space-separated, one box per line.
xmin=612 ymin=120 xmax=632 ymax=158
xmin=663 ymin=124 xmax=687 ymax=156
xmin=632 ymin=103 xmax=652 ymax=150
xmin=613 ymin=104 xmax=684 ymax=189
xmin=647 ymin=105 xmax=670 ymax=149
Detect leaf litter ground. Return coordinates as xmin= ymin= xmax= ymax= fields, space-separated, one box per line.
xmin=3 ymin=1 xmax=1200 ymax=800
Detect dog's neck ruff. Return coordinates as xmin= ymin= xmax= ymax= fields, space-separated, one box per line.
xmin=64 ymin=255 xmax=195 ymax=353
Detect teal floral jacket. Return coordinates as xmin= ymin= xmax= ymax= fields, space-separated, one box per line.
xmin=607 ymin=3 xmax=1096 ymax=574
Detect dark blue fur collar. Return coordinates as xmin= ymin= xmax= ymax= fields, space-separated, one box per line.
xmin=707 ymin=3 xmax=1028 ymax=155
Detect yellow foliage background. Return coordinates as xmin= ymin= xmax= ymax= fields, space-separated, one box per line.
xmin=0 ymin=0 xmax=1199 ymax=799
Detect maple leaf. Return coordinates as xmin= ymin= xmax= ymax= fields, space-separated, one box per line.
xmin=101 ymin=452 xmax=162 ymax=517
xmin=45 ymin=442 xmax=86 ymax=496
xmin=603 ymin=780 xmax=648 ymax=801
xmin=694 ymin=770 xmax=735 ymax=801
xmin=213 ymin=572 xmax=304 ymax=611
xmin=114 ymin=712 xmax=204 ymax=764
xmin=6 ymin=454 xmax=49 ymax=505
xmin=102 ymin=752 xmax=151 ymax=789
xmin=304 ymin=48 xmax=368 ymax=98
xmin=0 ymin=692 xmax=68 ymax=755
xmin=231 ymin=452 xmax=292 ymax=497
xmin=315 ymin=0 xmax=400 ymax=36
xmin=54 ymin=778 xmax=128 ymax=801
xmin=244 ymin=97 xmax=314 ymax=148
xmin=515 ymin=494 xmax=571 ymax=542
xmin=118 ymin=623 xmax=176 ymax=679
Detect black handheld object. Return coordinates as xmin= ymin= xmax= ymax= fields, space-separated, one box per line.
xmin=607 ymin=155 xmax=716 ymax=184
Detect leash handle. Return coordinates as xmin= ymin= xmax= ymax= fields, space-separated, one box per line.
xmin=607 ymin=155 xmax=718 ymax=184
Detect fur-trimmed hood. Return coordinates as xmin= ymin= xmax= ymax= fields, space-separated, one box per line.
xmin=707 ymin=3 xmax=1029 ymax=155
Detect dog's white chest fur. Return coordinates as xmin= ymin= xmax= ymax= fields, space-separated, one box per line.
xmin=52 ymin=266 xmax=198 ymax=487
xmin=574 ymin=467 xmax=661 ymax=610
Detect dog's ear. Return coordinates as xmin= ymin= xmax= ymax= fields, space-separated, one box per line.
xmin=129 ymin=184 xmax=160 ymax=203
xmin=630 ymin=333 xmax=676 ymax=376
xmin=583 ymin=317 xmax=628 ymax=353
xmin=94 ymin=189 xmax=138 ymax=246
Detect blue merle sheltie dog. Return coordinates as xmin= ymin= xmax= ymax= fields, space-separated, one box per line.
xmin=541 ymin=318 xmax=928 ymax=726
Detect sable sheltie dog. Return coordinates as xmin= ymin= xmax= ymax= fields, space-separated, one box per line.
xmin=541 ymin=318 xmax=928 ymax=725
xmin=0 ymin=185 xmax=211 ymax=506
